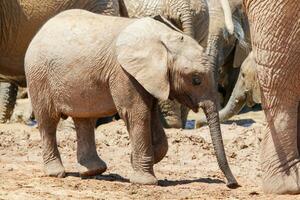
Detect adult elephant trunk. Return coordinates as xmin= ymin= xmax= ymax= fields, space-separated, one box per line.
xmin=206 ymin=33 xmax=223 ymax=79
xmin=177 ymin=1 xmax=194 ymax=37
xmin=200 ymin=99 xmax=238 ymax=188
xmin=206 ymin=0 xmax=237 ymax=80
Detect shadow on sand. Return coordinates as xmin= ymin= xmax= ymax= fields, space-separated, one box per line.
xmin=222 ymin=118 xmax=256 ymax=127
xmin=158 ymin=177 xmax=225 ymax=187
xmin=66 ymin=172 xmax=129 ymax=183
xmin=65 ymin=172 xmax=224 ymax=186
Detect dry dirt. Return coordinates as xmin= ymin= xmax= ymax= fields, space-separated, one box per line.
xmin=0 ymin=99 xmax=297 ymax=199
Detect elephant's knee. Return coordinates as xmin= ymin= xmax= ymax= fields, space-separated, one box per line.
xmin=153 ymin=136 xmax=168 ymax=164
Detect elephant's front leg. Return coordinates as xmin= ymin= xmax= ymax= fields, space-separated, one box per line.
xmin=120 ymin=107 xmax=157 ymax=185
xmin=151 ymin=101 xmax=168 ymax=164
xmin=261 ymin=101 xmax=300 ymax=194
xmin=73 ymin=118 xmax=107 ymax=177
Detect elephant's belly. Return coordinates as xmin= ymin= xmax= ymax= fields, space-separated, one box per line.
xmin=57 ymin=89 xmax=118 ymax=118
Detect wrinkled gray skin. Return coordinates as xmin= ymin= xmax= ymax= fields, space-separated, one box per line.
xmin=207 ymin=0 xmax=250 ymax=98
xmin=246 ymin=0 xmax=300 ymax=194
xmin=120 ymin=0 xmax=234 ymax=128
xmin=0 ymin=0 xmax=120 ymax=122
xmin=197 ymin=51 xmax=260 ymax=126
xmin=25 ymin=11 xmax=238 ymax=187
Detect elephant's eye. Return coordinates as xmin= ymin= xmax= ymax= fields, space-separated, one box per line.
xmin=192 ymin=75 xmax=201 ymax=86
xmin=180 ymin=35 xmax=184 ymax=41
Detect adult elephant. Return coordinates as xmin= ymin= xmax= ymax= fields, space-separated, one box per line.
xmin=207 ymin=0 xmax=249 ymax=75
xmin=119 ymin=0 xmax=235 ymax=128
xmin=245 ymin=0 xmax=300 ymax=194
xmin=207 ymin=0 xmax=252 ymax=107
xmin=0 ymin=0 xmax=120 ymax=122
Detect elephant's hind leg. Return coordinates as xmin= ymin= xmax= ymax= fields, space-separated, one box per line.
xmin=73 ymin=118 xmax=107 ymax=177
xmin=38 ymin=116 xmax=65 ymax=178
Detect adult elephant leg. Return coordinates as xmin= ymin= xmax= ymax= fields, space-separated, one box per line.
xmin=158 ymin=99 xmax=183 ymax=128
xmin=73 ymin=118 xmax=107 ymax=177
xmin=261 ymin=101 xmax=300 ymax=194
xmin=0 ymin=82 xmax=18 ymax=123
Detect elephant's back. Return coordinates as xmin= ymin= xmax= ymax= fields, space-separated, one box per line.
xmin=29 ymin=9 xmax=132 ymax=49
xmin=25 ymin=10 xmax=132 ymax=77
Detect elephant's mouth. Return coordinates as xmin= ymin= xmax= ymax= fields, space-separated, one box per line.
xmin=245 ymin=91 xmax=255 ymax=107
xmin=186 ymin=95 xmax=199 ymax=113
xmin=176 ymin=93 xmax=198 ymax=112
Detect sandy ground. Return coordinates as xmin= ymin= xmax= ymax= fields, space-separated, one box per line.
xmin=0 ymin=99 xmax=297 ymax=199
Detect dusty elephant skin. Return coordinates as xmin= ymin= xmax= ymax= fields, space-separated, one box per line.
xmin=205 ymin=0 xmax=251 ymax=109
xmin=218 ymin=51 xmax=260 ymax=121
xmin=118 ymin=0 xmax=235 ymax=128
xmin=25 ymin=11 xmax=238 ymax=187
xmin=245 ymin=0 xmax=300 ymax=194
xmin=197 ymin=51 xmax=260 ymax=126
xmin=0 ymin=0 xmax=120 ymax=122
xmin=206 ymin=0 xmax=248 ymax=77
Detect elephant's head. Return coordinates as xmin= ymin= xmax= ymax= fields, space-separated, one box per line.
xmin=239 ymin=52 xmax=260 ymax=106
xmin=116 ymin=17 xmax=238 ymax=188
xmin=196 ymin=51 xmax=260 ymax=126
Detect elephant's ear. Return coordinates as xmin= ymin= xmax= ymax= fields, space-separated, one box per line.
xmin=233 ymin=42 xmax=249 ymax=68
xmin=153 ymin=15 xmax=183 ymax=33
xmin=116 ymin=18 xmax=170 ymax=101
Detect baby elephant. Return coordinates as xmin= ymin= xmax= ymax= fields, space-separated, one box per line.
xmin=25 ymin=10 xmax=237 ymax=187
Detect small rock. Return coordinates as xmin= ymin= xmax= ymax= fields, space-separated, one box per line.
xmin=229 ymin=152 xmax=237 ymax=158
xmin=249 ymin=191 xmax=259 ymax=196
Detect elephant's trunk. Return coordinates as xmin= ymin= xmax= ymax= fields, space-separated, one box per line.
xmin=218 ymin=86 xmax=246 ymax=122
xmin=175 ymin=1 xmax=194 ymax=37
xmin=206 ymin=34 xmax=223 ymax=80
xmin=197 ymin=81 xmax=247 ymax=126
xmin=201 ymin=99 xmax=238 ymax=188
xmin=180 ymin=13 xmax=194 ymax=37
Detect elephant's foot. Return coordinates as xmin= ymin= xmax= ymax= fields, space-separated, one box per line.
xmin=130 ymin=171 xmax=158 ymax=185
xmin=262 ymin=159 xmax=300 ymax=194
xmin=130 ymin=153 xmax=157 ymax=184
xmin=77 ymin=156 xmax=107 ymax=177
xmin=44 ymin=158 xmax=65 ymax=178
